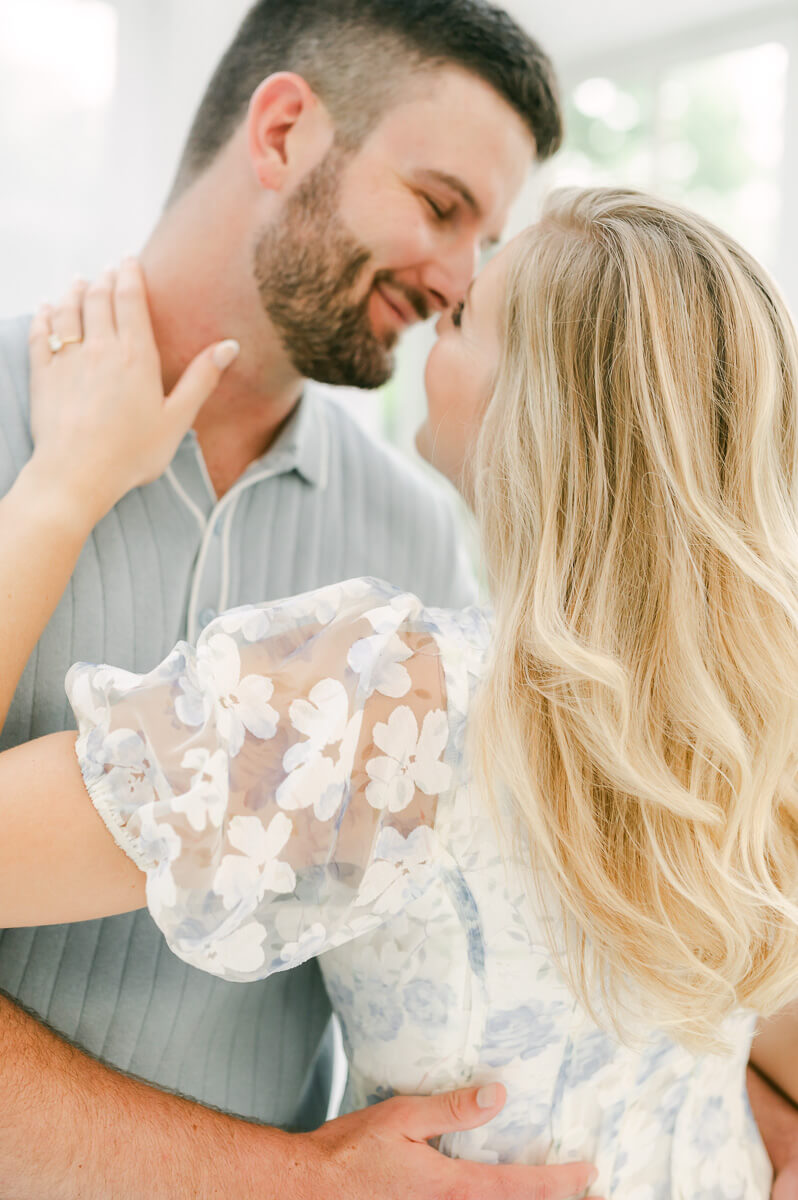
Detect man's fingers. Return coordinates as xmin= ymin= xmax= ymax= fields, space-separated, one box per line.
xmin=379 ymin=1087 xmax=600 ymax=1199
xmin=387 ymin=1083 xmax=508 ymax=1141
xmin=165 ymin=339 xmax=240 ymax=431
xmin=453 ymin=1158 xmax=601 ymax=1200
xmin=114 ymin=257 xmax=157 ymax=349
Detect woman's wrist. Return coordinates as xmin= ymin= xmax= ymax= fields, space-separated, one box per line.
xmin=15 ymin=454 xmax=112 ymax=535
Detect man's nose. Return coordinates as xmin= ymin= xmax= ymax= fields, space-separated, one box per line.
xmin=422 ymin=238 xmax=480 ymax=312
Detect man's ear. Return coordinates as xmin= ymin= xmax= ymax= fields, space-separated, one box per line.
xmin=247 ymin=72 xmax=334 ymax=192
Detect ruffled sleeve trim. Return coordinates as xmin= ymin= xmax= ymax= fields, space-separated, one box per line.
xmin=74 ymin=735 xmax=157 ymax=874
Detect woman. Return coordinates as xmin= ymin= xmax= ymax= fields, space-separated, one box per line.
xmin=1 ymin=187 xmax=797 ymax=1196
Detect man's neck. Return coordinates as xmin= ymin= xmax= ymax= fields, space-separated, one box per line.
xmin=191 ymin=384 xmax=302 ymax=499
xmin=139 ymin=175 xmax=305 ymax=498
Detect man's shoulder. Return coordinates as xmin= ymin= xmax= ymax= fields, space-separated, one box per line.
xmin=0 ymin=315 xmax=32 ymax=414
xmin=0 ymin=315 xmax=32 ymax=380
xmin=0 ymin=316 xmax=33 ymax=466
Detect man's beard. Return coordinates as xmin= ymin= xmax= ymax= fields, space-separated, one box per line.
xmin=253 ymin=149 xmax=427 ymax=389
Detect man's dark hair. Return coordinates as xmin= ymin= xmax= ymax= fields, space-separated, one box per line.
xmin=171 ymin=0 xmax=562 ymax=198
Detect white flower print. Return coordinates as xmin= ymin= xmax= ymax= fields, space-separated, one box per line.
xmin=277 ymin=678 xmax=363 ymax=821
xmin=312 ymin=578 xmax=373 ymax=626
xmin=365 ymin=706 xmax=451 ymax=812
xmin=174 ymin=671 xmax=208 ymax=728
xmin=197 ymin=632 xmax=279 ymax=756
xmin=170 ymin=747 xmax=229 ymax=832
xmin=135 ymin=803 xmax=183 ymax=866
xmin=355 ymin=825 xmax=439 ymax=913
xmin=347 ymin=632 xmax=412 ymax=698
xmin=217 ymin=605 xmax=273 ymax=643
xmin=66 ymin=663 xmax=140 ymax=724
xmin=92 ymin=728 xmax=158 ymax=805
xmin=213 ymin=812 xmax=296 ymax=910
xmin=363 ymin=594 xmax=419 ymax=637
xmin=134 ymin=806 xmax=185 ymax=911
xmin=284 ymin=678 xmax=350 ymax=771
xmin=180 ymin=920 xmax=269 ymax=976
xmin=279 ymin=922 xmax=328 ymax=965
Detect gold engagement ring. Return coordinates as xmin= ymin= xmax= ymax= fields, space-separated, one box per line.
xmin=47 ymin=333 xmax=83 ymax=354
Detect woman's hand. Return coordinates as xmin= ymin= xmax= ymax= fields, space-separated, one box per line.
xmin=28 ymin=258 xmax=239 ymax=525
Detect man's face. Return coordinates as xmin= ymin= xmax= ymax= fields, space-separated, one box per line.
xmin=253 ymin=67 xmax=534 ymax=389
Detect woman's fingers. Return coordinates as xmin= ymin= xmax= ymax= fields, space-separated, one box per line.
xmin=28 ymin=304 xmax=55 ymax=370
xmin=82 ymin=268 xmax=117 ymax=341
xmin=50 ymin=278 xmax=88 ymax=347
xmin=165 ymin=339 xmax=240 ymax=433
xmin=113 ymin=258 xmax=157 ymax=351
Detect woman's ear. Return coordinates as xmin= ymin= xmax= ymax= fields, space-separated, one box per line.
xmin=247 ymin=72 xmax=334 ymax=192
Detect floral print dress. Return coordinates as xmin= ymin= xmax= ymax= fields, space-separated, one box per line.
xmin=67 ymin=578 xmax=772 ymax=1199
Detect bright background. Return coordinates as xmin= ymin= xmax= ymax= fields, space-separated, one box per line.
xmin=1 ymin=0 xmax=797 ymax=460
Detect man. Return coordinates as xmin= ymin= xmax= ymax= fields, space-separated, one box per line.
xmin=0 ymin=2 xmax=601 ymax=1197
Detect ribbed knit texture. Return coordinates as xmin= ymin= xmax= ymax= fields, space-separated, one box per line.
xmin=0 ymin=315 xmax=476 ymax=1126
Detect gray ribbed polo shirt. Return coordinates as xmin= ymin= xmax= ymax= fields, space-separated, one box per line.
xmin=0 ymin=315 xmax=476 ymax=1129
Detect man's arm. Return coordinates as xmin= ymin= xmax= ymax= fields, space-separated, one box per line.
xmin=0 ymin=990 xmax=271 ymax=1199
xmin=0 ymin=992 xmax=598 ymax=1200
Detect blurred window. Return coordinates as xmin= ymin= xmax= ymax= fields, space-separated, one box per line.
xmin=558 ymin=42 xmax=789 ymax=269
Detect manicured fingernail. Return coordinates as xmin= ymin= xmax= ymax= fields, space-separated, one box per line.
xmin=476 ymin=1084 xmax=499 ymax=1109
xmin=213 ymin=339 xmax=240 ymax=369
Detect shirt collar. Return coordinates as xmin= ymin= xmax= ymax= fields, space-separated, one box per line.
xmin=261 ymin=387 xmax=328 ymax=488
xmin=178 ymin=387 xmax=329 ymax=491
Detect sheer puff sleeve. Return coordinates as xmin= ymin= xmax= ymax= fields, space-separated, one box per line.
xmin=66 ymin=579 xmax=453 ymax=981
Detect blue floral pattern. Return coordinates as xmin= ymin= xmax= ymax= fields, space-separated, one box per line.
xmin=67 ymin=578 xmax=772 ymax=1197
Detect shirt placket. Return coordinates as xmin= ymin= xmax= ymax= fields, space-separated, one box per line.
xmin=185 ymin=457 xmax=296 ymax=643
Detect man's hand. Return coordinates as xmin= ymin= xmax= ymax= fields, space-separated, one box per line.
xmin=281 ymin=1084 xmax=601 ymax=1200
xmin=0 ymin=989 xmax=600 ymax=1200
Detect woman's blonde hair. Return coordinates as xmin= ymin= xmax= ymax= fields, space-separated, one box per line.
xmin=473 ymin=187 xmax=798 ymax=1048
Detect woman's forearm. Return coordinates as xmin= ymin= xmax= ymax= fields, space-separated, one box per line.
xmin=0 ymin=730 xmax=145 ymax=926
xmin=0 ymin=457 xmax=98 ymax=732
xmin=0 ymin=267 xmax=235 ymax=738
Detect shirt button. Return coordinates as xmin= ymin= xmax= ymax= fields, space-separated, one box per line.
xmin=199 ymin=606 xmax=218 ymax=629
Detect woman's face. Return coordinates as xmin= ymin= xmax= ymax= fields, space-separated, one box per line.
xmin=416 ymin=237 xmax=515 ymax=490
